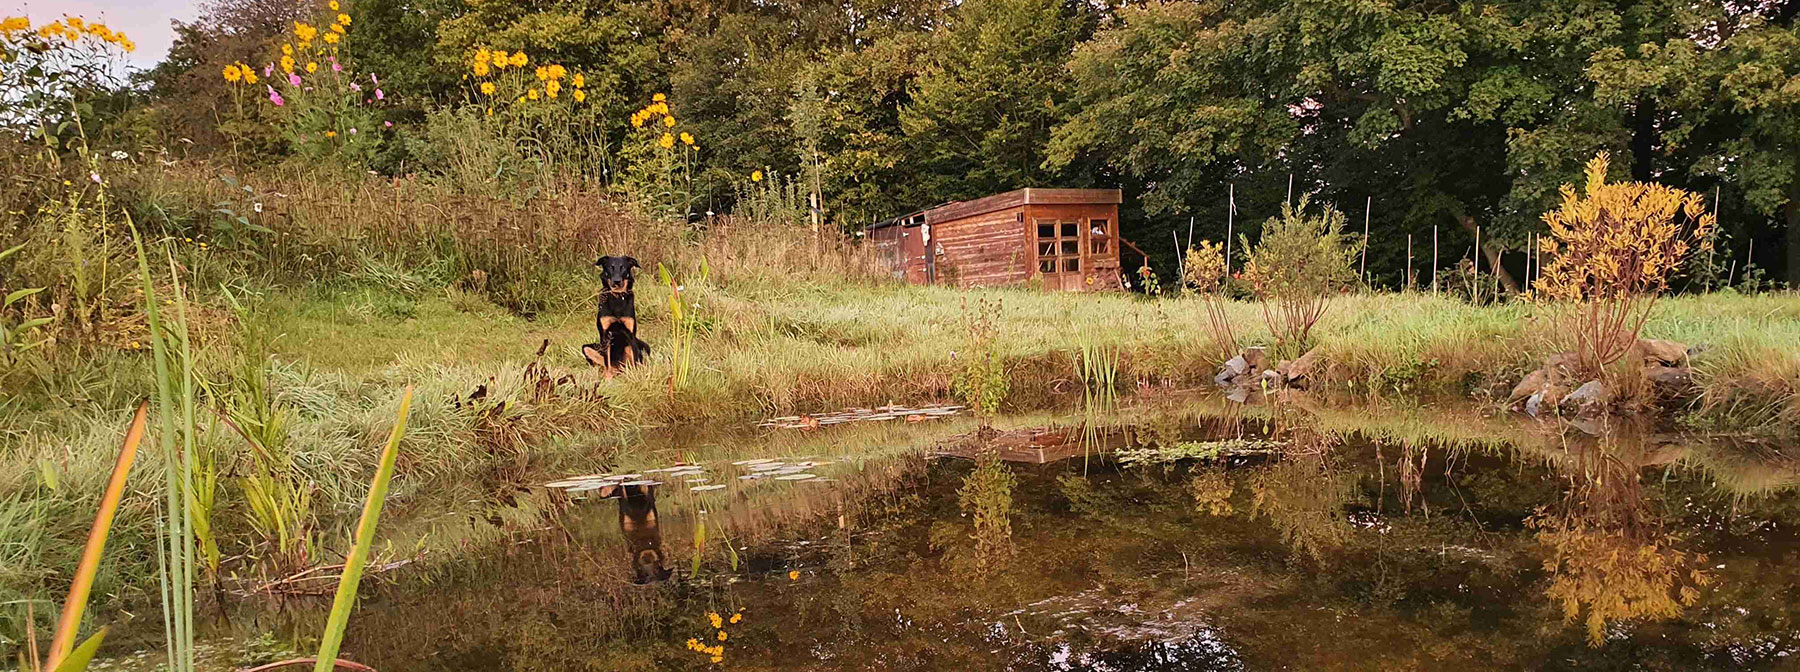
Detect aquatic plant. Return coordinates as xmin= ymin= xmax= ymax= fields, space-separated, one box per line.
xmin=659 ymin=257 xmax=709 ymax=394
xmin=314 ymin=385 xmax=415 ymax=672
xmin=1535 ymin=152 xmax=1715 ymax=373
xmin=956 ymin=454 xmax=1018 ymax=576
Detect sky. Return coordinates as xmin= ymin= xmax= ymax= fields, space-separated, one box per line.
xmin=9 ymin=0 xmax=200 ymax=70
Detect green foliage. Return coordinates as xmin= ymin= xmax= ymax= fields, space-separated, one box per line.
xmin=955 ymin=454 xmax=1017 ymax=577
xmin=313 ymin=386 xmax=413 ymax=672
xmin=949 ymin=298 xmax=1009 ymax=416
xmin=1240 ymin=197 xmax=1361 ymax=351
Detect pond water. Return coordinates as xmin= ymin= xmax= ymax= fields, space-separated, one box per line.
xmin=160 ymin=397 xmax=1800 ymax=670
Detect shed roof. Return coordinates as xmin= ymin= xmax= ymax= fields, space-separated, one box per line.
xmin=922 ymin=188 xmax=1122 ymax=225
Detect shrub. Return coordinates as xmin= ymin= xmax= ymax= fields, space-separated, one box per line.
xmin=950 ymin=298 xmax=1008 ymax=415
xmin=1239 ymin=196 xmax=1360 ymax=353
xmin=1535 ymin=152 xmax=1714 ymax=372
xmin=1182 ymin=240 xmax=1236 ymax=361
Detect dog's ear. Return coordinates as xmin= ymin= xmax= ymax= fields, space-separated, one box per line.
xmin=623 ymin=256 xmax=639 ymax=271
xmin=595 ymin=255 xmax=612 ymax=267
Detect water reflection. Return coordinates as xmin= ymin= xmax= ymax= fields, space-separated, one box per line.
xmin=162 ymin=397 xmax=1800 ymax=671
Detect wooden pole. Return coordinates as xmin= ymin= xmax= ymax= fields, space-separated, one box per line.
xmin=1186 ymin=216 xmax=1195 ymax=252
xmin=1225 ymin=183 xmax=1235 ymax=278
xmin=1432 ymin=225 xmax=1439 ymax=295
xmin=1286 ymin=174 xmax=1293 ymax=205
xmin=1406 ymin=234 xmax=1413 ymax=291
xmin=1474 ymin=226 xmax=1482 ymax=303
xmin=1360 ymin=196 xmax=1371 ymax=285
xmin=1728 ymin=259 xmax=1738 ymax=287
xmin=1172 ymin=230 xmax=1184 ymax=281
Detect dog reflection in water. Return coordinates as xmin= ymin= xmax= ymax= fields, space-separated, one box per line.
xmin=591 ymin=482 xmax=674 ymax=584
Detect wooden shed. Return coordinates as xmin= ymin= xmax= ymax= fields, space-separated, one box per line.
xmin=868 ymin=188 xmax=1124 ymax=291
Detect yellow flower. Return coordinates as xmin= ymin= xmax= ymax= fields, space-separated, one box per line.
xmin=546 ymin=80 xmax=560 ymax=96
xmin=680 ymin=132 xmax=694 ymax=145
xmin=653 ymin=92 xmax=666 ymax=102
xmin=573 ymin=89 xmax=586 ymax=103
xmin=282 ymin=43 xmax=293 ymax=55
xmin=119 ymin=38 xmax=136 ymax=52
xmin=535 ymin=65 xmax=548 ymax=81
xmin=729 ymin=613 xmax=741 ymax=624
xmin=480 ymin=81 xmax=496 ymax=95
xmin=486 ymin=107 xmax=494 ymax=117
xmin=65 ymin=16 xmax=84 ymax=29
xmin=491 ymin=50 xmax=508 ymax=68
xmin=716 ymin=631 xmax=728 ymax=642
xmin=751 ymin=170 xmax=763 ymax=183
xmin=325 ymin=130 xmax=337 ymax=138
xmin=281 ymin=55 xmax=296 ymax=73
xmin=1 ymin=16 xmax=30 ymax=35
xmin=663 ymin=115 xmax=676 ymax=127
xmin=509 ymin=51 xmax=527 ymax=67
xmin=337 ymin=13 xmax=351 ymax=25
xmin=547 ymin=64 xmax=566 ymax=80
xmin=473 ymin=48 xmax=490 ymax=66
xmin=330 ymin=23 xmax=344 ymax=34
xmin=324 ymin=32 xmax=340 ymax=44
xmin=243 ymin=67 xmax=258 ymax=84
xmin=685 ymin=638 xmax=700 ymax=650
xmin=572 ymin=73 xmax=585 ymax=88
xmin=329 ymin=0 xmax=340 ymax=9
xmin=527 ymin=88 xmax=540 ymax=100
xmin=223 ymin=64 xmax=243 ymax=82
xmin=294 ymin=21 xmax=317 ymax=41
xmin=659 ymin=133 xmax=675 ymax=148
xmin=516 ymin=95 xmax=526 ymax=104
xmin=306 ymin=61 xmax=318 ymax=73
xmin=631 ymin=115 xmax=645 ymax=128
xmin=473 ymin=62 xmax=490 ymax=77
xmin=706 ymin=612 xmax=722 ymax=629
xmin=650 ymin=102 xmax=668 ymax=115
xmin=788 ymin=570 xmax=799 ymax=580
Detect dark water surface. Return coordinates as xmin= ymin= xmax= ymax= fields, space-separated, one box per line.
xmin=213 ymin=399 xmax=1800 ymax=670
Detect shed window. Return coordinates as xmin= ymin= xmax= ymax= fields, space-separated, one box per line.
xmin=1089 ymin=219 xmax=1112 ymax=255
xmin=1035 ymin=218 xmax=1083 ymax=275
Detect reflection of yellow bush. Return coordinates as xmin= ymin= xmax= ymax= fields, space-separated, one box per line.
xmin=1529 ymin=512 xmax=1712 ymax=646
xmin=1188 ymin=469 xmax=1234 ymax=516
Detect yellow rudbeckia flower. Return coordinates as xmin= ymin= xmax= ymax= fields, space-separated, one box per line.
xmin=509 ymin=51 xmax=527 ymax=67
xmin=652 ymin=92 xmax=666 ymax=102
xmin=573 ymin=89 xmax=586 ymax=102
xmin=528 ymin=88 xmax=540 ymax=100
xmin=223 ymin=64 xmax=243 ymax=82
xmin=480 ymin=81 xmax=495 ymax=95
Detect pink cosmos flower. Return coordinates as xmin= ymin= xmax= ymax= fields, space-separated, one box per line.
xmin=384 ymin=121 xmax=393 ymax=128
xmin=374 ymin=88 xmax=384 ymax=100
xmin=349 ymin=82 xmax=360 ymax=91
xmin=288 ymin=72 xmax=301 ymax=87
xmin=264 ymin=63 xmax=273 ymax=77
xmin=267 ymin=86 xmax=284 ymax=106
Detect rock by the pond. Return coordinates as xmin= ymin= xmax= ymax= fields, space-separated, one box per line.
xmin=1643 ymin=364 xmax=1692 ymax=387
xmin=1560 ymin=380 xmax=1611 ymax=414
xmin=1283 ymin=348 xmax=1321 ymax=387
xmin=1636 ymin=339 xmax=1690 ymax=367
xmin=1214 ymin=347 xmax=1272 ymax=386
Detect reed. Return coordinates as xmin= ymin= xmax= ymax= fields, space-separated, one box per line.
xmin=313 ymin=385 xmax=415 ymax=672
xmin=133 ymin=220 xmax=197 ymax=672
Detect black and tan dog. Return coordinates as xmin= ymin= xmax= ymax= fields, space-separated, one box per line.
xmin=582 ymin=255 xmax=650 ymax=375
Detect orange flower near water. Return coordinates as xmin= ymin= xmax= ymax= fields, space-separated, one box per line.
xmin=788 ymin=570 xmax=799 ymax=580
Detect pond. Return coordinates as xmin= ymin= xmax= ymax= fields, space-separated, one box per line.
xmin=128 ymin=396 xmax=1800 ymax=671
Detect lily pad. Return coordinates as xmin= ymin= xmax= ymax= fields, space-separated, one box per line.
xmin=690 ymin=484 xmax=727 ymax=492
xmin=775 ymin=473 xmax=818 ymax=481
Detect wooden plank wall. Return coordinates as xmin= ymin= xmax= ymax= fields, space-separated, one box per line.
xmin=933 ymin=207 xmax=1028 ymax=288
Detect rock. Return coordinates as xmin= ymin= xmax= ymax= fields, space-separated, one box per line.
xmin=1510 ymin=368 xmax=1549 ymax=403
xmin=1525 ymin=390 xmax=1547 ymax=417
xmin=1214 ymin=355 xmax=1249 ymax=385
xmin=1642 ymin=364 xmax=1691 ymax=387
xmin=1261 ymin=369 xmax=1284 ymax=385
xmin=1636 ymin=339 xmax=1690 ymax=367
xmin=1241 ymin=347 xmax=1268 ymax=371
xmin=1285 ymin=349 xmax=1321 ymax=386
xmin=1560 ymin=380 xmax=1611 ymax=414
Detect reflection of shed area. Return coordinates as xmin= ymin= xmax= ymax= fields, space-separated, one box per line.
xmin=867 ymin=188 xmax=1126 ymax=291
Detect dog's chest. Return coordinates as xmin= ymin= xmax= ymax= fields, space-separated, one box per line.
xmin=598 ymin=292 xmax=636 ymax=316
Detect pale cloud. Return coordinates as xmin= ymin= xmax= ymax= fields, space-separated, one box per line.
xmin=11 ymin=0 xmax=202 ymax=70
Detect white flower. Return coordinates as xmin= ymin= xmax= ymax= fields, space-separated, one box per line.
xmin=89 ymin=173 xmax=103 ymax=184
xmin=110 ymin=150 xmax=129 ymax=161
xmin=253 ymin=202 xmax=264 ymax=213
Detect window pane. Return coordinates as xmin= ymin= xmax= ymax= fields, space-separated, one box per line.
xmin=1091 ymin=240 xmax=1110 ymax=254
xmin=1063 ymin=258 xmax=1080 ymax=272
xmin=1038 ymin=223 xmax=1056 ymax=238
xmin=1039 ymin=259 xmax=1057 ymax=274
xmin=1090 ymin=219 xmax=1109 ymax=236
xmin=1039 ymin=242 xmax=1057 ymax=257
xmin=1061 ymin=222 xmax=1078 ymax=237
xmin=1061 ymin=240 xmax=1078 ymax=255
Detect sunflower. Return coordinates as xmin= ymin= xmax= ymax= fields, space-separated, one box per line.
xmin=547 ymin=64 xmax=566 ymax=80
xmin=223 ymin=64 xmax=243 ymax=82
xmin=330 ymin=23 xmax=344 ymax=34
xmin=573 ymin=89 xmax=586 ymax=102
xmin=659 ymin=133 xmax=675 ymax=148
xmin=294 ymin=21 xmax=317 ymax=41
xmin=280 ymin=55 xmax=296 ymax=73
xmin=663 ymin=115 xmax=676 ymax=127
xmin=336 ymin=13 xmax=351 ymax=25
xmin=527 ymin=88 xmax=540 ymax=100
xmin=329 ymin=0 xmax=339 ymax=9
xmin=282 ymin=43 xmax=294 ymax=55
xmin=509 ymin=51 xmax=527 ymax=67
xmin=480 ymin=81 xmax=495 ymax=95
xmin=571 ymin=73 xmax=585 ymax=88
xmin=473 ymin=61 xmax=489 ymax=77
xmin=491 ymin=50 xmax=508 ymax=68
xmin=323 ymin=32 xmax=340 ymax=44
xmin=535 ymin=65 xmax=547 ymax=81
xmin=679 ymin=132 xmax=693 ymax=145
xmin=652 ymin=92 xmax=666 ymax=102
xmin=306 ymin=61 xmax=318 ymax=73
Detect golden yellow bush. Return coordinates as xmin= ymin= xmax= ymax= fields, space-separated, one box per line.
xmin=1535 ymin=152 xmax=1714 ymax=370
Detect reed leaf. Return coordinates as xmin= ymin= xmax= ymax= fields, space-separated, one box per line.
xmin=132 ymin=221 xmax=196 ymax=672
xmin=44 ymin=403 xmax=147 ymax=669
xmin=313 ymin=385 xmax=414 ymax=672
xmin=47 ymin=629 xmax=106 ymax=672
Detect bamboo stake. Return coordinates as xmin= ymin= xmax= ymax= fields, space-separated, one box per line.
xmin=1186 ymin=215 xmax=1195 ymax=252
xmin=1474 ymin=226 xmax=1482 ymax=303
xmin=1172 ymin=230 xmax=1183 ymax=281
xmin=1360 ymin=196 xmax=1371 ymax=285
xmin=1286 ymin=174 xmax=1293 ymax=205
xmin=1432 ymin=225 xmax=1439 ymax=294
xmin=1225 ymin=184 xmax=1235 ymax=278
xmin=1406 ymin=234 xmax=1413 ymax=291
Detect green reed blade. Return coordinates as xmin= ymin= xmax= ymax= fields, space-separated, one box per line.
xmin=314 ymin=385 xmax=414 ymax=672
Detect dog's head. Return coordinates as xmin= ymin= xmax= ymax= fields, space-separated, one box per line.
xmin=595 ymin=255 xmax=639 ymax=293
